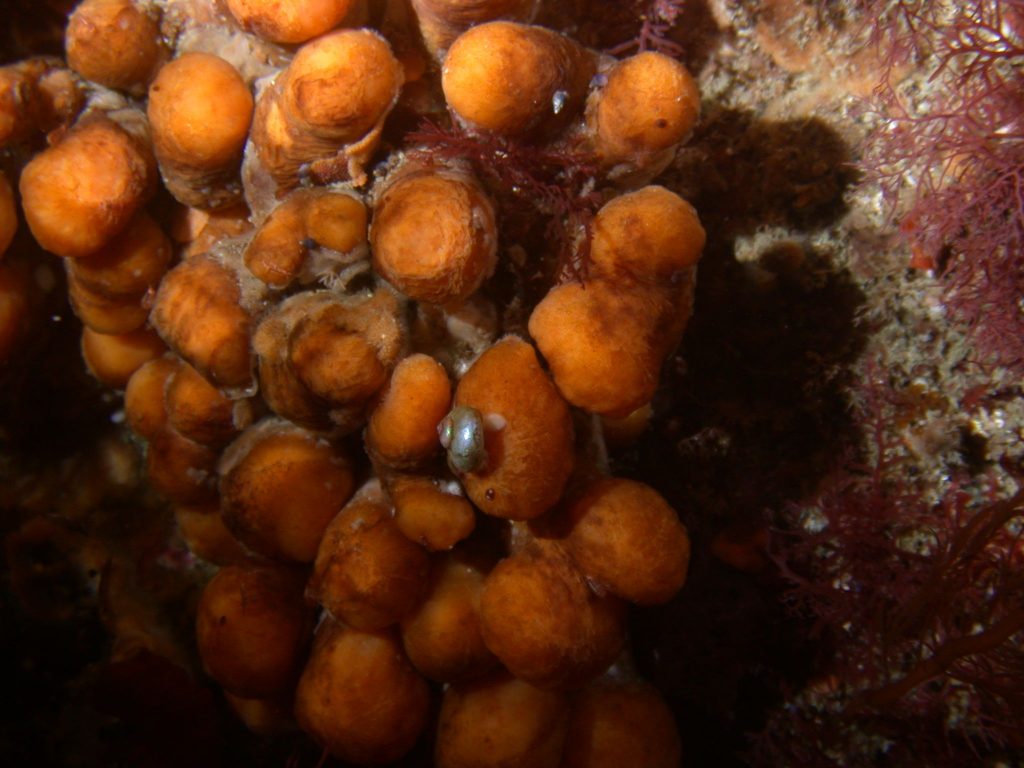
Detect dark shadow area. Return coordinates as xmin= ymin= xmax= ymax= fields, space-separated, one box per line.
xmin=611 ymin=110 xmax=866 ymax=765
xmin=0 ymin=497 xmax=232 ymax=768
xmin=0 ymin=0 xmax=72 ymax=62
xmin=0 ymin=243 xmax=115 ymax=463
xmin=0 ymin=516 xmax=109 ymax=767
xmin=675 ymin=108 xmax=857 ymax=235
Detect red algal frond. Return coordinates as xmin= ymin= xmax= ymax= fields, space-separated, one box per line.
xmin=857 ymin=0 xmax=1024 ymax=369
xmin=606 ymin=0 xmax=686 ymax=58
xmin=760 ymin=360 xmax=1024 ymax=764
xmin=405 ymin=119 xmax=603 ymax=281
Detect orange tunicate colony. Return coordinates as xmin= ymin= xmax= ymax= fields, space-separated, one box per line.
xmin=4 ymin=2 xmax=706 ymax=765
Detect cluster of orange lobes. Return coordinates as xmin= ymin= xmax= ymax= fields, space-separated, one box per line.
xmin=0 ymin=0 xmax=707 ymax=764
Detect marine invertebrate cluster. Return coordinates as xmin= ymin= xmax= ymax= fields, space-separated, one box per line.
xmin=148 ymin=51 xmax=254 ymax=208
xmin=1 ymin=0 xmax=705 ymax=764
xmin=0 ymin=56 xmax=83 ymax=147
xmin=248 ymin=27 xmax=404 ymax=193
xmin=530 ymin=185 xmax=704 ymax=417
xmin=65 ymin=0 xmax=166 ymax=93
